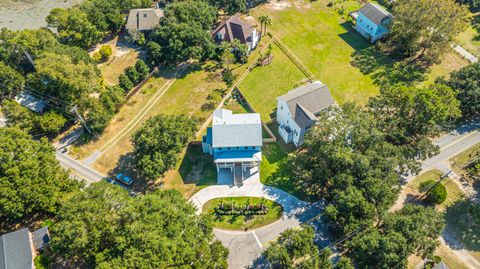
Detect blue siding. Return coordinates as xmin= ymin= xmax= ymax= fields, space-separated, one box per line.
xmin=355 ymin=13 xmax=390 ymax=42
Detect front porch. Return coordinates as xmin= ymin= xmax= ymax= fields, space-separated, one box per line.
xmin=216 ymin=161 xmax=260 ymax=187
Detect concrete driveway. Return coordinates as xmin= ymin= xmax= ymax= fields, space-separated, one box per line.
xmin=189 ymin=179 xmax=329 ymax=269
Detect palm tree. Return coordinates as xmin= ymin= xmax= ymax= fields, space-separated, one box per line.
xmin=258 ymin=15 xmax=272 ymax=35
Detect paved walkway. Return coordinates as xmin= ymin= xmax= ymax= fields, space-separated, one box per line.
xmin=453 ymin=44 xmax=479 ymax=63
xmin=189 ymin=176 xmax=328 ymax=269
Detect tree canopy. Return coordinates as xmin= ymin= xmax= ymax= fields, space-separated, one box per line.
xmin=0 ymin=61 xmax=25 ymax=99
xmin=446 ymin=62 xmax=480 ymax=119
xmin=0 ymin=128 xmax=81 ymax=226
xmin=132 ymin=114 xmax=197 ymax=180
xmin=386 ymin=0 xmax=469 ymax=63
xmin=51 ymin=182 xmax=228 ymax=268
xmin=347 ymin=205 xmax=444 ymax=268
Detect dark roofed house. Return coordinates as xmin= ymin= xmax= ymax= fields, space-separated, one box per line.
xmin=125 ymin=7 xmax=164 ymax=32
xmin=0 ymin=227 xmax=50 ymax=269
xmin=349 ymin=2 xmax=392 ymax=43
xmin=212 ymin=13 xmax=259 ymax=51
xmin=276 ymin=81 xmax=335 ymax=147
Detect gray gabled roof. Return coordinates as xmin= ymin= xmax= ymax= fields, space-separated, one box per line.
xmin=212 ymin=109 xmax=262 ymax=148
xmin=0 ymin=228 xmax=33 ymax=269
xmin=278 ymin=81 xmax=335 ymax=121
xmin=126 ymin=8 xmax=164 ymax=32
xmin=358 ymin=2 xmax=392 ymax=25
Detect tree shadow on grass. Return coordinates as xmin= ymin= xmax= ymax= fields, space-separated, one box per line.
xmin=109 ymin=152 xmax=152 ymax=192
xmin=338 ymin=22 xmax=374 ymax=52
xmin=445 ymin=199 xmax=480 ymax=252
xmin=178 ymin=143 xmax=217 ymax=187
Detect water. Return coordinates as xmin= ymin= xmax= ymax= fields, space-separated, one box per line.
xmin=0 ymin=0 xmax=82 ymax=30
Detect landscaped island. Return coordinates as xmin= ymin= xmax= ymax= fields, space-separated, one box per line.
xmin=202 ymin=197 xmax=283 ymax=230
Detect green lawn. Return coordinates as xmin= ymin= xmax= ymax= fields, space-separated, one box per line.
xmin=239 ymin=44 xmax=306 ymax=121
xmin=457 ymin=12 xmax=480 ymax=57
xmin=250 ymin=0 xmax=379 ymax=105
xmin=450 ymin=142 xmax=480 ymax=172
xmin=202 ymin=197 xmax=283 ymax=230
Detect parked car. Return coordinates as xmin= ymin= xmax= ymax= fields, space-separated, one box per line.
xmin=115 ymin=173 xmax=133 ymax=186
xmin=103 ymin=178 xmax=136 ymax=196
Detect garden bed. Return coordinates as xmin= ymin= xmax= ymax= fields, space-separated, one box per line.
xmin=202 ymin=197 xmax=283 ymax=230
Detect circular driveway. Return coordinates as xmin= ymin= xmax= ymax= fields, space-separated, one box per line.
xmin=188 ymin=183 xmax=325 ymax=269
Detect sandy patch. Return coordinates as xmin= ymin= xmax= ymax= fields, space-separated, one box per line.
xmin=294 ymin=0 xmax=311 ymax=9
xmin=266 ymin=0 xmax=292 ymax=10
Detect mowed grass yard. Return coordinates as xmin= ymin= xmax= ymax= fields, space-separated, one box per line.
xmin=250 ymin=0 xmax=379 ymax=104
xmin=239 ymin=43 xmax=306 ymax=121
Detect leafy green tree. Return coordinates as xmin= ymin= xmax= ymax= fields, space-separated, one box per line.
xmin=264 ymin=226 xmax=320 ymax=269
xmin=1 ymin=100 xmax=37 ymax=133
xmin=119 ymin=73 xmax=134 ymax=91
xmin=347 ymin=205 xmax=444 ymax=268
xmin=456 ymin=0 xmax=480 ymax=9
xmin=100 ymin=85 xmax=125 ymax=114
xmin=164 ymin=0 xmax=218 ymax=30
xmin=83 ymin=99 xmax=115 ymax=134
xmin=36 ymin=111 xmax=67 ymax=134
xmin=446 ymin=62 xmax=480 ymax=119
xmin=0 ymin=61 xmax=25 ymax=99
xmin=336 ymin=257 xmax=354 ymax=269
xmin=0 ymin=128 xmax=81 ymax=225
xmin=386 ymin=0 xmax=469 ymax=63
xmin=98 ymin=45 xmax=113 ymax=62
xmin=51 ymin=182 xmax=228 ymax=267
xmin=135 ymin=59 xmax=151 ymax=80
xmin=0 ymin=28 xmax=58 ymax=71
xmin=125 ymin=66 xmax=140 ymax=84
xmin=258 ymin=15 xmax=272 ymax=35
xmin=47 ymin=7 xmax=102 ymax=48
xmin=368 ymin=83 xmax=461 ymax=173
xmin=132 ymin=114 xmax=197 ymax=180
xmin=420 ymin=180 xmax=448 ymax=204
xmin=209 ymin=0 xmax=246 ymax=14
xmin=149 ymin=21 xmax=215 ymax=64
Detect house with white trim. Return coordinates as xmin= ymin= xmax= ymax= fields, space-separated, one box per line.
xmin=350 ymin=2 xmax=392 ymax=43
xmin=202 ymin=109 xmax=262 ymax=186
xmin=276 ymin=81 xmax=335 ymax=147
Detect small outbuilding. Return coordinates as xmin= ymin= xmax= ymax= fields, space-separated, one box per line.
xmin=349 ymin=2 xmax=392 ymax=43
xmin=125 ymin=6 xmax=164 ymax=33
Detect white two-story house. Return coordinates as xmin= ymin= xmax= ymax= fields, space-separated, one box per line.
xmin=276 ymin=81 xmax=335 ymax=147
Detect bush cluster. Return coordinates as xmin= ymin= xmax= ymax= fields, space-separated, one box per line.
xmin=119 ymin=60 xmax=151 ymax=91
xmin=214 ymin=201 xmax=268 ymax=215
xmin=420 ymin=180 xmax=447 ymax=205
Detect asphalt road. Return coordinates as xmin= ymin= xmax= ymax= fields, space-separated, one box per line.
xmin=55 ymin=152 xmax=105 ymax=184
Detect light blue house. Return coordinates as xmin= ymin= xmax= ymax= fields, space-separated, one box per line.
xmin=350 ymin=2 xmax=392 ymax=43
xmin=202 ymin=109 xmax=263 ymax=185
xmin=276 ymin=81 xmax=335 ymax=147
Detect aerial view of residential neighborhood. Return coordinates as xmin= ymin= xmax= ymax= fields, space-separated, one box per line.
xmin=1 ymin=0 xmax=480 ymax=268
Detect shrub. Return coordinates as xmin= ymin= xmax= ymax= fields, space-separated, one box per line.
xmin=119 ymin=74 xmax=134 ymax=91
xmin=99 ymin=45 xmax=113 ymax=61
xmin=36 ymin=111 xmax=67 ymax=134
xmin=92 ymin=52 xmax=102 ymax=62
xmin=222 ymin=69 xmax=236 ymax=87
xmin=135 ymin=59 xmax=151 ymax=80
xmin=125 ymin=66 xmax=140 ymax=84
xmin=420 ymin=180 xmax=447 ymax=204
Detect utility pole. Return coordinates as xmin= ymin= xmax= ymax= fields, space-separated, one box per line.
xmin=71 ymin=105 xmax=94 ymax=137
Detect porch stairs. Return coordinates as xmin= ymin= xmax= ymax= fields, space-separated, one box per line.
xmin=234 ymin=163 xmax=243 ymax=187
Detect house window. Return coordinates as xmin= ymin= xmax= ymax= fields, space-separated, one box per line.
xmin=244 ymin=147 xmax=248 ymax=149
xmin=219 ymin=147 xmax=223 ymax=150
xmin=251 ymin=146 xmax=255 ymax=149
xmin=280 ymin=106 xmax=283 ymax=110
xmin=227 ymin=147 xmax=231 ymax=150
xmin=360 ymin=19 xmax=362 ymax=22
xmin=143 ymin=14 xmax=148 ymax=18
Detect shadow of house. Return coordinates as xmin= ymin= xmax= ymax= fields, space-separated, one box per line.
xmin=178 ymin=143 xmax=217 ymax=187
xmin=338 ymin=22 xmax=374 ymax=51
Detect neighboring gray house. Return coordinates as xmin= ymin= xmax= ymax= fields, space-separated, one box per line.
xmin=212 ymin=13 xmax=259 ymax=51
xmin=202 ymin=109 xmax=262 ymax=186
xmin=432 ymin=262 xmax=450 ymax=269
xmin=125 ymin=7 xmax=164 ymax=32
xmin=276 ymin=81 xmax=335 ymax=147
xmin=0 ymin=227 xmax=50 ymax=269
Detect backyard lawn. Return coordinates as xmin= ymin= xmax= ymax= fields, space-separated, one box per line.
xmin=457 ymin=12 xmax=480 ymax=57
xmin=202 ymin=197 xmax=283 ymax=230
xmin=239 ymin=43 xmax=306 ymax=121
xmin=250 ymin=0 xmax=379 ymax=105
xmin=98 ymin=49 xmax=142 ymax=85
